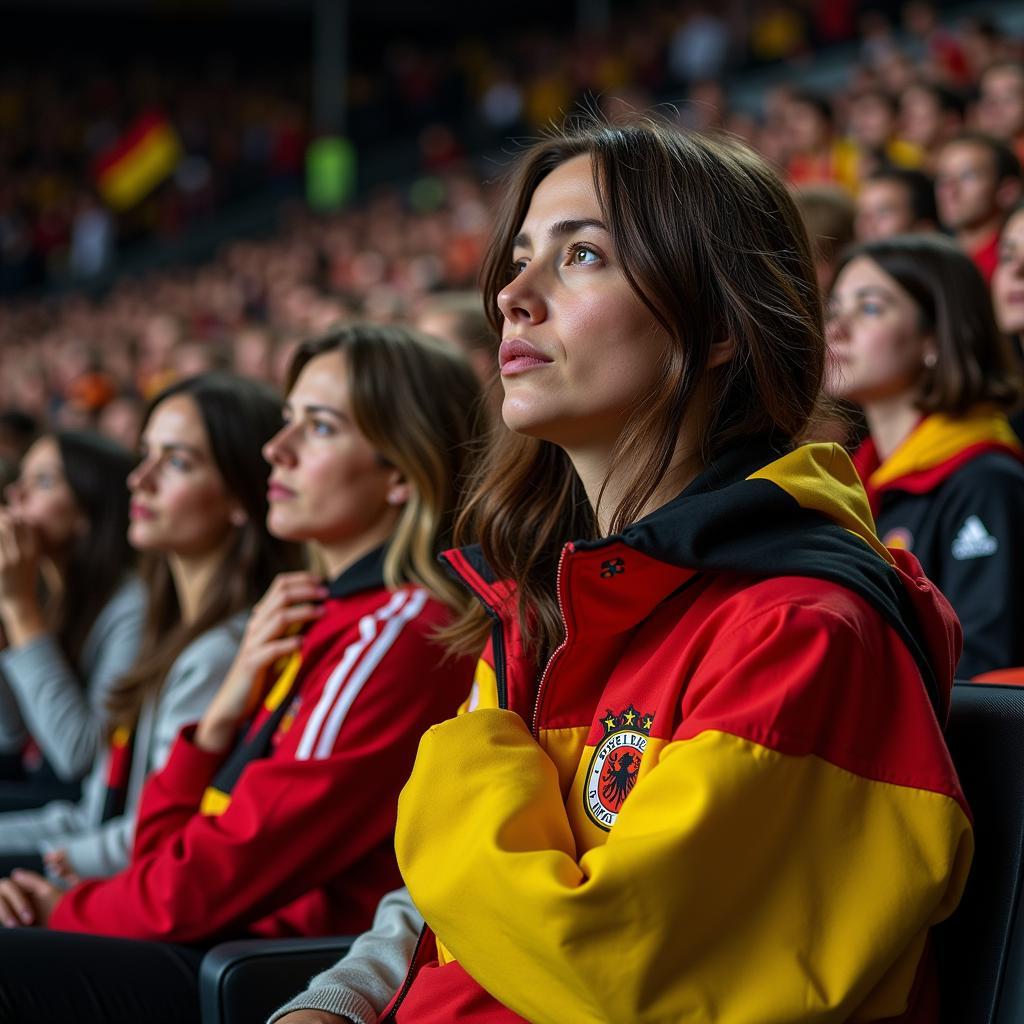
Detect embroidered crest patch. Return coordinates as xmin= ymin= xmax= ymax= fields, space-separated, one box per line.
xmin=584 ymin=705 xmax=654 ymax=831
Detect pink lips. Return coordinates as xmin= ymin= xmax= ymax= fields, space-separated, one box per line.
xmin=267 ymin=481 xmax=296 ymax=501
xmin=129 ymin=502 xmax=155 ymax=521
xmin=499 ymin=337 xmax=553 ymax=376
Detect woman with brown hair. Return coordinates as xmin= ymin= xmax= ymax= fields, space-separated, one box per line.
xmin=0 ymin=326 xmax=481 ymax=1024
xmin=828 ymin=233 xmax=1024 ymax=678
xmin=275 ymin=119 xmax=971 ymax=1024
xmin=0 ymin=373 xmax=298 ymax=879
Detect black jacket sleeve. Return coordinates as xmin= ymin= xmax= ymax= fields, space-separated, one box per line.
xmin=933 ymin=455 xmax=1024 ymax=678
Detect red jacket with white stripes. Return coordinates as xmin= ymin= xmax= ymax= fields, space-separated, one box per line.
xmin=50 ymin=548 xmax=474 ymax=944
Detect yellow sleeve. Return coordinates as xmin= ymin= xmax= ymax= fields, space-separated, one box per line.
xmin=396 ymin=709 xmax=972 ymax=1024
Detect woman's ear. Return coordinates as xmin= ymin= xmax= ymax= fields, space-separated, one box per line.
xmin=708 ymin=336 xmax=737 ymax=369
xmin=385 ymin=468 xmax=411 ymax=508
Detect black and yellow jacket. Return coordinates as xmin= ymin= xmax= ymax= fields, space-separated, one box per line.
xmin=854 ymin=406 xmax=1024 ymax=678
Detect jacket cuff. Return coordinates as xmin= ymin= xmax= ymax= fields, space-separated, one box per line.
xmin=268 ymin=987 xmax=375 ymax=1024
xmin=157 ymin=725 xmax=229 ymax=802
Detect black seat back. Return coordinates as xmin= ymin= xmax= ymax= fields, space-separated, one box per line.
xmin=936 ymin=682 xmax=1024 ymax=1023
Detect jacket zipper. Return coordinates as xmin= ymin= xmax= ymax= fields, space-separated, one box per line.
xmin=437 ymin=553 xmax=509 ymax=709
xmin=530 ymin=544 xmax=573 ymax=737
xmin=380 ymin=921 xmax=429 ymax=1022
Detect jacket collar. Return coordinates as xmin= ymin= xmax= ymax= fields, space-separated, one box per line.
xmin=327 ymin=544 xmax=387 ymax=599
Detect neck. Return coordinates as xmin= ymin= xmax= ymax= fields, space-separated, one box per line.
xmin=956 ymin=218 xmax=1000 ymax=253
xmin=316 ymin=513 xmax=398 ymax=581
xmin=168 ymin=542 xmax=230 ymax=626
xmin=863 ymin=394 xmax=922 ymax=462
xmin=568 ymin=438 xmax=703 ymax=536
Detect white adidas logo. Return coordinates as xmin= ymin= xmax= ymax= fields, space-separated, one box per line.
xmin=951 ymin=515 xmax=999 ymax=560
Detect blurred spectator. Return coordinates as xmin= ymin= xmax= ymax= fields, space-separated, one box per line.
xmin=856 ymin=168 xmax=939 ymax=241
xmin=978 ymin=62 xmax=1024 ymax=165
xmin=993 ymin=202 xmax=1024 ymax=441
xmin=899 ymin=81 xmax=966 ymax=172
xmin=793 ymin=185 xmax=856 ymax=294
xmin=846 ymin=87 xmax=922 ymax=178
xmin=784 ymin=90 xmax=858 ymax=192
xmin=936 ymin=133 xmax=1023 ymax=285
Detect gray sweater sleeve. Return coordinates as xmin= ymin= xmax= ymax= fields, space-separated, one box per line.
xmin=269 ymin=888 xmax=424 ymax=1024
xmin=0 ymin=578 xmax=146 ymax=780
xmin=45 ymin=614 xmax=245 ymax=880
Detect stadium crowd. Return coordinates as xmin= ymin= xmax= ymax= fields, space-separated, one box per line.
xmin=0 ymin=1 xmax=1022 ymax=1021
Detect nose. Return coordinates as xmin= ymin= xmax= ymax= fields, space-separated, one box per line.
xmin=3 ymin=480 xmax=21 ymax=507
xmin=127 ymin=456 xmax=157 ymax=493
xmin=263 ymin=421 xmax=299 ymax=467
xmin=497 ymin=263 xmax=547 ymax=327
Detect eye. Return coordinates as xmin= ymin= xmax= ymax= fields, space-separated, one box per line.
xmin=168 ymin=454 xmax=192 ymax=471
xmin=310 ymin=418 xmax=335 ymax=437
xmin=566 ymin=242 xmax=601 ymax=266
xmin=509 ymin=257 xmax=528 ymax=277
xmin=860 ymin=301 xmax=884 ymax=316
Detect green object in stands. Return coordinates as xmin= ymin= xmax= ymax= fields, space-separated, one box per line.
xmin=306 ymin=137 xmax=356 ymax=211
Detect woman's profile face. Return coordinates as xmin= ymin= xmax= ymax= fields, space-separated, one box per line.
xmin=825 ymin=256 xmax=932 ymax=405
xmin=5 ymin=437 xmax=83 ymax=553
xmin=262 ymin=350 xmax=398 ymax=548
xmin=993 ymin=209 xmax=1024 ymax=337
xmin=496 ymin=154 xmax=672 ymax=452
xmin=127 ymin=394 xmax=239 ymax=557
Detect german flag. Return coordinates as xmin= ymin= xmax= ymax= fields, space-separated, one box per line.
xmin=94 ymin=111 xmax=182 ymax=210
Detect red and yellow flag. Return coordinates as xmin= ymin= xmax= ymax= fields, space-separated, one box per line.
xmin=94 ymin=111 xmax=182 ymax=210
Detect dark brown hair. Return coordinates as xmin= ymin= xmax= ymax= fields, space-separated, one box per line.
xmin=834 ymin=234 xmax=1023 ymax=415
xmin=52 ymin=431 xmax=136 ymax=667
xmin=450 ymin=116 xmax=826 ymax=658
xmin=107 ymin=374 xmax=304 ymax=732
xmin=287 ymin=323 xmax=484 ymax=612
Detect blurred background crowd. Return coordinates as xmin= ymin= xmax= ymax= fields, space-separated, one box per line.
xmin=1 ymin=0 xmax=1023 ymax=488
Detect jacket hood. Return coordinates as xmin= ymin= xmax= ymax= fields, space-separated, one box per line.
xmin=445 ymin=437 xmax=962 ymax=721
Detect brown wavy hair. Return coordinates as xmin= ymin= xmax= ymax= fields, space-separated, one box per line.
xmin=447 ymin=116 xmax=826 ymax=659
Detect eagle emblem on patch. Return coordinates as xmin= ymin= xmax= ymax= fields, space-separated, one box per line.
xmin=584 ymin=705 xmax=654 ymax=831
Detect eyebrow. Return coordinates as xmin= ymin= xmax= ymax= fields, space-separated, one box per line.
xmin=512 ymin=218 xmax=609 ymax=250
xmin=284 ymin=402 xmax=347 ymax=420
xmin=140 ymin=441 xmax=205 ymax=458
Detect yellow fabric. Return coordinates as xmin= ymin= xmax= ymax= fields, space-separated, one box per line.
xmin=397 ymin=710 xmax=972 ymax=1024
xmin=748 ymin=442 xmax=893 ymax=563
xmin=199 ymin=786 xmax=231 ymax=818
xmin=264 ymin=651 xmax=302 ymax=712
xmin=869 ymin=407 xmax=1021 ymax=491
xmin=111 ymin=725 xmax=132 ymax=749
xmin=459 ymin=657 xmax=498 ymax=714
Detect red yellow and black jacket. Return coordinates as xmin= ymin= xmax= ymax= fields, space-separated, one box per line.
xmin=853 ymin=406 xmax=1024 ymax=678
xmin=50 ymin=547 xmax=475 ymax=943
xmin=388 ymin=438 xmax=972 ymax=1023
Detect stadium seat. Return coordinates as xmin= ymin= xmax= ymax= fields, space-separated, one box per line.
xmin=936 ymin=682 xmax=1024 ymax=1023
xmin=199 ymin=936 xmax=354 ymax=1024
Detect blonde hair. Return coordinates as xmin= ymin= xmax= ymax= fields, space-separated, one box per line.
xmin=287 ymin=323 xmax=484 ymax=610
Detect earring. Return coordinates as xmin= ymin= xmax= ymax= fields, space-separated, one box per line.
xmin=230 ymin=510 xmax=248 ymax=527
xmin=924 ymin=353 xmax=938 ymax=368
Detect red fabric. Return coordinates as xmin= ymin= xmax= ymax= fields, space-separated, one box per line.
xmin=970 ymin=231 xmax=1000 ymax=286
xmin=51 ymin=584 xmax=474 ymax=943
xmin=394 ymin=540 xmax=964 ymax=1021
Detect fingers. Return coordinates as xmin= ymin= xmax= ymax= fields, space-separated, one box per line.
xmin=0 ymin=877 xmax=34 ymax=926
